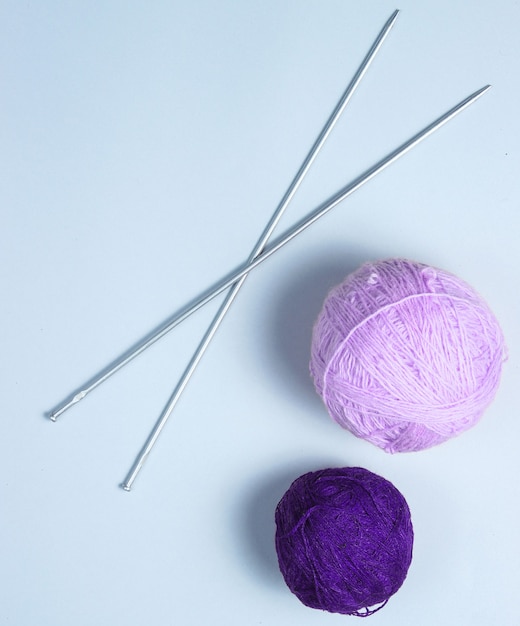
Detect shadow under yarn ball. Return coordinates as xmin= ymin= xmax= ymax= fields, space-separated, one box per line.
xmin=275 ymin=467 xmax=413 ymax=616
xmin=310 ymin=258 xmax=506 ymax=453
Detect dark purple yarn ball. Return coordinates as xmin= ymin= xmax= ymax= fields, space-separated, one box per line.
xmin=275 ymin=467 xmax=413 ymax=616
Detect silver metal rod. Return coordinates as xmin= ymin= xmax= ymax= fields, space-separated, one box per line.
xmin=49 ymin=10 xmax=400 ymax=423
xmin=119 ymin=10 xmax=400 ymax=491
xmin=51 ymin=84 xmax=490 ymax=424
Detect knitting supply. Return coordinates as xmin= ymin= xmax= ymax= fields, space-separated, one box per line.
xmin=49 ymin=84 xmax=490 ymax=427
xmin=310 ymin=258 xmax=505 ymax=453
xmin=275 ymin=467 xmax=413 ymax=616
xmin=120 ymin=9 xmax=400 ymax=491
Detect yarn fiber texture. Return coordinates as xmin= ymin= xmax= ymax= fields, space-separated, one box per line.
xmin=310 ymin=258 xmax=505 ymax=453
xmin=275 ymin=467 xmax=413 ymax=616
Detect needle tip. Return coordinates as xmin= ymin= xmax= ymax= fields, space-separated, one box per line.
xmin=388 ymin=9 xmax=400 ymax=24
xmin=471 ymin=84 xmax=492 ymax=101
xmin=121 ymin=483 xmax=131 ymax=492
xmin=49 ymin=414 xmax=58 ymax=422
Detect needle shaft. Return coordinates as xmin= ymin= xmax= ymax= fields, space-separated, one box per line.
xmin=119 ymin=10 xmax=400 ymax=490
xmin=120 ymin=83 xmax=490 ymax=489
xmin=50 ymin=10 xmax=400 ymax=422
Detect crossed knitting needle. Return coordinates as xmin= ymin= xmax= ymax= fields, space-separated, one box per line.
xmin=48 ymin=9 xmax=490 ymax=490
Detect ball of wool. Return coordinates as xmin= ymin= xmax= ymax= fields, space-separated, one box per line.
xmin=310 ymin=258 xmax=505 ymax=453
xmin=275 ymin=467 xmax=413 ymax=616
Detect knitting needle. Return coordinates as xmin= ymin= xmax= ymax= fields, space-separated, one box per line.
xmin=49 ymin=9 xmax=400 ymax=422
xmin=121 ymin=83 xmax=490 ymax=490
xmin=119 ymin=11 xmax=400 ymax=490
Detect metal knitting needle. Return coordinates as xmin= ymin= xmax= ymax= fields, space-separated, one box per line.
xmin=49 ymin=9 xmax=400 ymax=422
xmin=121 ymin=83 xmax=490 ymax=490
xmin=119 ymin=11 xmax=400 ymax=490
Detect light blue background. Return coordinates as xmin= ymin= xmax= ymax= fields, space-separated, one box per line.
xmin=1 ymin=2 xmax=519 ymax=625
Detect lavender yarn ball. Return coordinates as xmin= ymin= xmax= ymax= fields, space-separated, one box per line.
xmin=310 ymin=258 xmax=505 ymax=453
xmin=275 ymin=467 xmax=413 ymax=616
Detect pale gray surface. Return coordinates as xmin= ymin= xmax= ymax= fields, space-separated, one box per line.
xmin=1 ymin=2 xmax=519 ymax=625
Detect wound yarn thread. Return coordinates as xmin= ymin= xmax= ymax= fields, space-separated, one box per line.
xmin=275 ymin=466 xmax=413 ymax=616
xmin=310 ymin=258 xmax=506 ymax=453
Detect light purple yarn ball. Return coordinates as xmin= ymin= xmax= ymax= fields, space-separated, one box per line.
xmin=310 ymin=259 xmax=506 ymax=453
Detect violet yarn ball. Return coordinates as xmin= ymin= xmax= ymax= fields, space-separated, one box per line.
xmin=310 ymin=258 xmax=505 ymax=453
xmin=275 ymin=467 xmax=413 ymax=616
